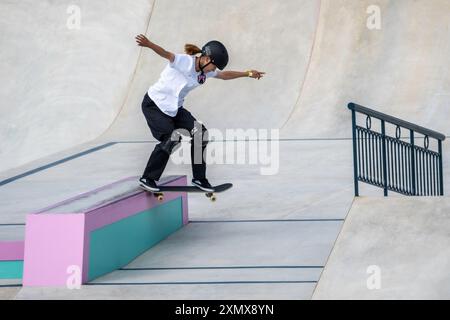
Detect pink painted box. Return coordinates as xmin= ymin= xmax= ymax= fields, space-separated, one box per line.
xmin=23 ymin=176 xmax=189 ymax=287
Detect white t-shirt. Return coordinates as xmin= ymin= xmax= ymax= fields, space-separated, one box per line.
xmin=148 ymin=54 xmax=217 ymax=117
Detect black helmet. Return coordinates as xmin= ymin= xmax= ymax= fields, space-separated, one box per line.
xmin=201 ymin=40 xmax=229 ymax=70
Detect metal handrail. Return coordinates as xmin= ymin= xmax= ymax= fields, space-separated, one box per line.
xmin=349 ymin=102 xmax=445 ymax=196
xmin=348 ymin=103 xmax=446 ymax=141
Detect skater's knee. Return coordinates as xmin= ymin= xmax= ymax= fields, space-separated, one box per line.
xmin=157 ymin=132 xmax=182 ymax=155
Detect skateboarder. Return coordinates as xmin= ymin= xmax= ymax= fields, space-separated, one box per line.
xmin=135 ymin=34 xmax=265 ymax=192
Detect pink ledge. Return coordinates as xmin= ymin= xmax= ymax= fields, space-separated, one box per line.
xmin=23 ymin=175 xmax=188 ymax=287
xmin=0 ymin=241 xmax=24 ymax=261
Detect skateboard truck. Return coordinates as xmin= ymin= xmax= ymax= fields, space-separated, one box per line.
xmin=153 ymin=191 xmax=217 ymax=202
xmin=143 ymin=183 xmax=232 ymax=203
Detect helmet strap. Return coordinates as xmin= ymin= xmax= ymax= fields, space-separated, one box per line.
xmin=198 ymin=55 xmax=213 ymax=74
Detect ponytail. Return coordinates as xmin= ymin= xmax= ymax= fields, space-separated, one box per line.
xmin=184 ymin=44 xmax=202 ymax=55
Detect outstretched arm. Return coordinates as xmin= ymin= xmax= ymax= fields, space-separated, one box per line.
xmin=135 ymin=34 xmax=175 ymax=63
xmin=215 ymin=70 xmax=265 ymax=80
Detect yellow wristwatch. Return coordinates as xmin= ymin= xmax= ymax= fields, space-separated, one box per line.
xmin=246 ymin=70 xmax=253 ymax=77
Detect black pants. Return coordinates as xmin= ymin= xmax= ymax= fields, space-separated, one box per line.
xmin=141 ymin=93 xmax=208 ymax=181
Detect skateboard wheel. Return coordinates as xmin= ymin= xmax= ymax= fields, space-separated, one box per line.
xmin=207 ymin=193 xmax=216 ymax=202
xmin=155 ymin=193 xmax=164 ymax=201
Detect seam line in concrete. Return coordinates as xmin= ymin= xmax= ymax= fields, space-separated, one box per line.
xmin=0 ymin=138 xmax=346 ymax=187
xmin=0 ymin=284 xmax=22 ymax=288
xmin=310 ymin=197 xmax=355 ymax=299
xmin=87 ymin=280 xmax=317 ymax=286
xmin=0 ymin=142 xmax=117 ymax=187
xmin=189 ymin=219 xmax=344 ymax=223
xmin=119 ymin=266 xmax=324 ymax=271
xmin=94 ymin=0 xmax=157 ymax=141
xmin=116 ymin=138 xmax=354 ymax=142
xmin=280 ymin=0 xmax=323 ymax=130
xmin=7 ymin=132 xmax=440 ymax=187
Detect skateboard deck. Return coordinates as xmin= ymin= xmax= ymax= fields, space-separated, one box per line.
xmin=143 ymin=183 xmax=233 ymax=202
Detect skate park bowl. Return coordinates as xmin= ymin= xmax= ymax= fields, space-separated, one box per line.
xmin=1 ymin=0 xmax=450 ymax=299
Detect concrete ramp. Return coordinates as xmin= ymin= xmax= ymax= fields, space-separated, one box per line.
xmin=102 ymin=0 xmax=320 ymax=140
xmin=313 ymin=197 xmax=450 ymax=300
xmin=0 ymin=0 xmax=153 ymax=172
xmin=2 ymin=0 xmax=450 ymax=300
xmin=0 ymin=0 xmax=321 ymax=171
xmin=281 ymin=0 xmax=450 ymax=139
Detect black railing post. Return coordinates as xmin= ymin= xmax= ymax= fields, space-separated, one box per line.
xmin=351 ymin=109 xmax=359 ymax=196
xmin=438 ymin=140 xmax=444 ymax=196
xmin=381 ymin=120 xmax=388 ymax=197
xmin=410 ymin=130 xmax=416 ymax=195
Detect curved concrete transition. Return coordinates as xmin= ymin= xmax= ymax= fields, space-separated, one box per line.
xmin=0 ymin=0 xmax=320 ymax=171
xmin=0 ymin=0 xmax=153 ymax=171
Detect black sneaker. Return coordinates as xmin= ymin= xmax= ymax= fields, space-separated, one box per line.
xmin=139 ymin=177 xmax=160 ymax=192
xmin=191 ymin=178 xmax=214 ymax=192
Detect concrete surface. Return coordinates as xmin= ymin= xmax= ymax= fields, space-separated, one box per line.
xmin=17 ymin=220 xmax=342 ymax=299
xmin=0 ymin=0 xmax=320 ymax=171
xmin=282 ymin=0 xmax=450 ymax=139
xmin=313 ymin=197 xmax=450 ymax=300
xmin=15 ymin=283 xmax=317 ymax=300
xmin=0 ymin=225 xmax=25 ymax=241
xmin=0 ymin=280 xmax=21 ymax=300
xmin=0 ymin=0 xmax=153 ymax=171
xmin=1 ymin=0 xmax=449 ymax=299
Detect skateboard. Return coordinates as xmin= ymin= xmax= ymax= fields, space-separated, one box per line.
xmin=143 ymin=183 xmax=233 ymax=202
